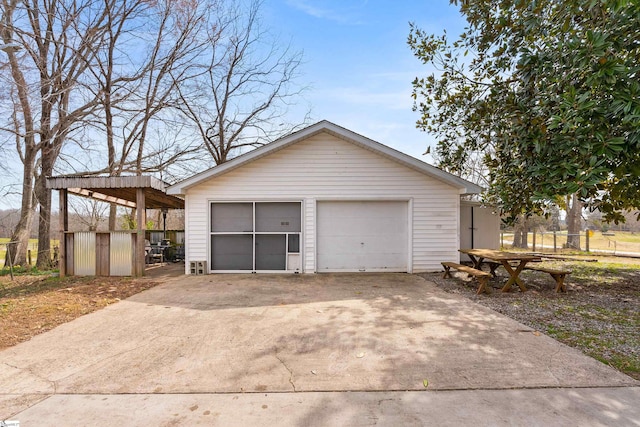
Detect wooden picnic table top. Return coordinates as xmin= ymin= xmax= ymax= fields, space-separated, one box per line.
xmin=459 ymin=248 xmax=541 ymax=262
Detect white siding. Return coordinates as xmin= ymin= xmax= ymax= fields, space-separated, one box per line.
xmin=304 ymin=198 xmax=315 ymax=271
xmin=184 ymin=133 xmax=460 ymax=272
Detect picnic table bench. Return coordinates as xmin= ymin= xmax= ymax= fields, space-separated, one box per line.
xmin=524 ymin=265 xmax=572 ymax=292
xmin=441 ymin=261 xmax=493 ymax=294
xmin=459 ymin=249 xmax=541 ymax=292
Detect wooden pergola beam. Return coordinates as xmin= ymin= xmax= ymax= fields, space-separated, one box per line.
xmin=67 ymin=188 xmax=137 ymax=208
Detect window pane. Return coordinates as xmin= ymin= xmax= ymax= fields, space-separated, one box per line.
xmin=255 ymin=202 xmax=301 ymax=232
xmin=255 ymin=234 xmax=286 ymax=270
xmin=211 ymin=203 xmax=253 ymax=232
xmin=211 ymin=235 xmax=253 ymax=270
xmin=287 ymin=234 xmax=300 ymax=253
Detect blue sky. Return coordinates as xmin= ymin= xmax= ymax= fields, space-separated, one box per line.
xmin=263 ymin=0 xmax=465 ymax=160
xmin=0 ymin=1 xmax=466 ymax=210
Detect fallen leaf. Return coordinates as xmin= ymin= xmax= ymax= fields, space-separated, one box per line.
xmin=423 ymin=379 xmax=429 ymax=388
xmin=533 ymin=331 xmax=541 ymax=336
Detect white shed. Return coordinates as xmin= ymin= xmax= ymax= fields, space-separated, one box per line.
xmin=168 ymin=121 xmax=482 ymax=274
xmin=459 ymin=201 xmax=501 ymax=262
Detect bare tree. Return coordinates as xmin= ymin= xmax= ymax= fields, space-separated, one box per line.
xmin=80 ymin=0 xmax=210 ymax=229
xmin=1 ymin=0 xmax=307 ymax=268
xmin=69 ymin=197 xmax=109 ymax=231
xmin=177 ymin=0 xmax=308 ymax=165
xmin=0 ymin=0 xmax=111 ymax=266
xmin=0 ymin=0 xmax=213 ymax=264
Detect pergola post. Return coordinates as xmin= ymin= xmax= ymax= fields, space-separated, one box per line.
xmin=135 ymin=188 xmax=146 ymax=276
xmin=59 ymin=189 xmax=68 ymax=277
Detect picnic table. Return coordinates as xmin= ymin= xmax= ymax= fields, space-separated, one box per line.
xmin=459 ymin=248 xmax=541 ymax=292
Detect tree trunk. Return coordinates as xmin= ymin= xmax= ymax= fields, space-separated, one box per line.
xmin=6 ymin=214 xmax=34 ymax=268
xmin=566 ymin=193 xmax=582 ymax=250
xmin=6 ymin=149 xmax=37 ymax=267
xmin=35 ymin=157 xmax=54 ymax=269
xmin=109 ymin=204 xmax=118 ymax=230
xmin=512 ymin=216 xmax=529 ymax=249
xmin=3 ymin=4 xmax=37 ymax=268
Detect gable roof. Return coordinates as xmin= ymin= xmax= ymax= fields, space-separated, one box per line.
xmin=167 ymin=120 xmax=483 ymax=195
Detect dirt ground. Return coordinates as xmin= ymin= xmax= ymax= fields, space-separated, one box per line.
xmin=420 ymin=254 xmax=640 ymax=380
xmin=0 ymin=271 xmax=161 ymax=350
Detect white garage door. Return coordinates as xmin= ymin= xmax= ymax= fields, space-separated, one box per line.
xmin=317 ymin=201 xmax=408 ymax=272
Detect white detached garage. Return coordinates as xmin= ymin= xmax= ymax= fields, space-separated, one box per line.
xmin=168 ymin=121 xmax=483 ymax=274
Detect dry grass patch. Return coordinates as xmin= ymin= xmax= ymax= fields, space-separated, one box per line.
xmin=0 ymin=273 xmax=160 ymax=350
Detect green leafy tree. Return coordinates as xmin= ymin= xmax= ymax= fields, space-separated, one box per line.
xmin=409 ymin=0 xmax=640 ymax=226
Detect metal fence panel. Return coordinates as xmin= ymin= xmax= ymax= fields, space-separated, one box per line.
xmin=110 ymin=232 xmax=133 ymax=276
xmin=175 ymin=231 xmax=185 ymax=245
xmin=74 ymin=232 xmax=96 ymax=275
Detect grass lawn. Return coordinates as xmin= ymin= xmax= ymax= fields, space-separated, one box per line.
xmin=539 ymin=260 xmax=639 ymax=377
xmin=502 ymin=230 xmax=640 ymax=253
xmin=0 ymin=238 xmax=60 ymax=267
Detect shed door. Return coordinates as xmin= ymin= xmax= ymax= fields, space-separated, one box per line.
xmin=459 ymin=204 xmax=500 ymax=262
xmin=317 ymin=201 xmax=408 ymax=272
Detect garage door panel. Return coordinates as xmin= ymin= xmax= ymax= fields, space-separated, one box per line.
xmin=319 ymin=236 xmax=361 ymax=252
xmin=360 ymin=234 xmax=403 ymax=248
xmin=317 ymin=201 xmax=408 ymax=272
xmin=333 ymin=220 xmax=403 ymax=235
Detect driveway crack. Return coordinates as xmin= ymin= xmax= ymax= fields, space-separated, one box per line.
xmin=3 ymin=362 xmax=20 ymax=370
xmin=274 ymin=348 xmax=296 ymax=392
xmin=3 ymin=362 xmax=58 ymax=393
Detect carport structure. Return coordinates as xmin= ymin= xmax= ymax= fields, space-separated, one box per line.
xmin=47 ymin=176 xmax=184 ymax=277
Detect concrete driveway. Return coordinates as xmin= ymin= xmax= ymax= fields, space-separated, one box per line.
xmin=1 ymin=273 xmax=638 ymax=425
